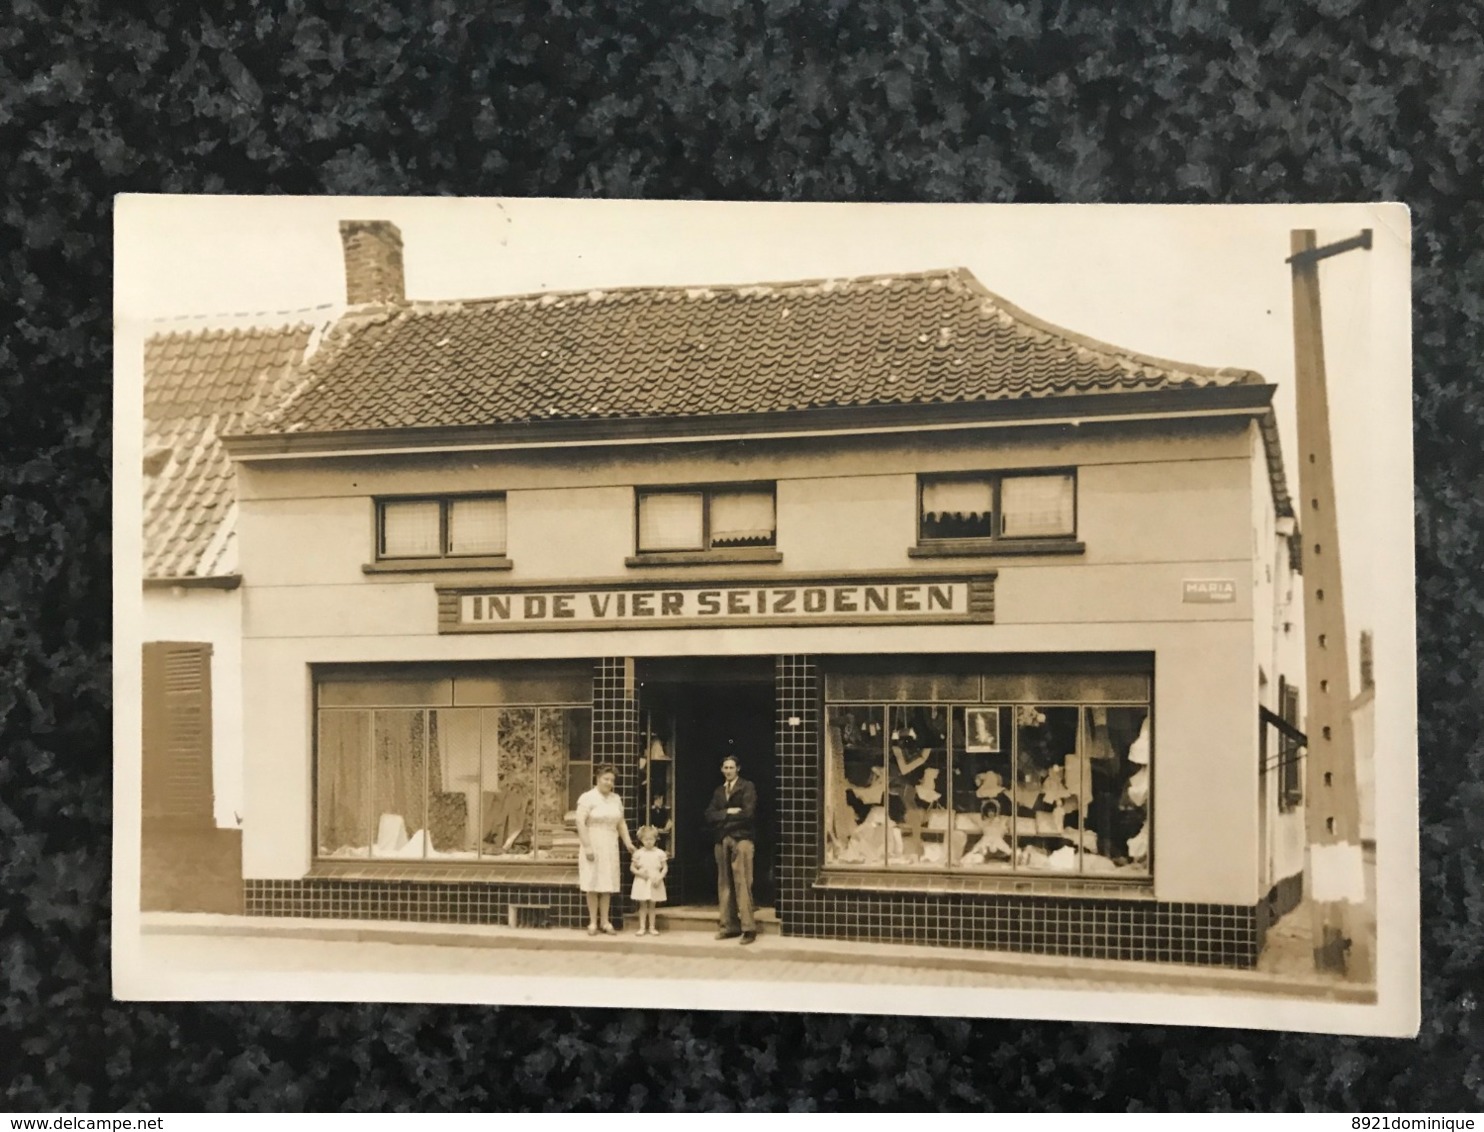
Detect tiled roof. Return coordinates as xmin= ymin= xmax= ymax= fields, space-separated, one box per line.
xmin=144 ymin=325 xmax=315 ymax=579
xmin=248 ymin=268 xmax=1264 ymax=435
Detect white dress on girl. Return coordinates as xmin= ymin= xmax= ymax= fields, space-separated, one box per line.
xmin=629 ymin=845 xmax=668 ymax=903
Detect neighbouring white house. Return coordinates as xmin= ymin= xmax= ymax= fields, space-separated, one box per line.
xmin=141 ymin=316 xmax=322 ymax=912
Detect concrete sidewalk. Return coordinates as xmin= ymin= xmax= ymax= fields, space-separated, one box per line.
xmin=139 ymin=910 xmax=1376 ymax=1003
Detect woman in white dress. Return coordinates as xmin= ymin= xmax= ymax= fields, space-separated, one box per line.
xmin=575 ymin=763 xmax=636 ymax=935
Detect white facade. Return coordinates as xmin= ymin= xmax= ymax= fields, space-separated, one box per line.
xmin=232 ymin=411 xmax=1297 ymax=910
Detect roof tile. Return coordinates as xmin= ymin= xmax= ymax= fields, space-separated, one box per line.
xmin=143 ymin=324 xmax=314 ymax=579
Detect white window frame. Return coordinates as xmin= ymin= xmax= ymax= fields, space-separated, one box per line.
xmin=917 ymin=470 xmax=1077 ymax=544
xmin=634 ymin=483 xmax=777 ymax=555
xmin=375 ymin=493 xmax=508 ymax=562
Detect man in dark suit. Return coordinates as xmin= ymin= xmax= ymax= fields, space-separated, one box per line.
xmin=705 ymin=755 xmax=758 ymax=944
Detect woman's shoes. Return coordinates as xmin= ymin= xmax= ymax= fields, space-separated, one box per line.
xmin=599 ymin=922 xmax=615 ymax=935
xmin=586 ymin=925 xmax=598 ymax=936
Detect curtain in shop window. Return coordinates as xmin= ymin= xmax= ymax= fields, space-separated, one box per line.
xmin=1000 ymin=474 xmax=1075 ymax=538
xmin=448 ymin=497 xmax=507 ymax=556
xmin=433 ymin=708 xmax=481 ymax=855
xmin=638 ymin=492 xmax=704 ymax=551
xmin=372 ymin=710 xmax=427 ymax=856
xmin=921 ymin=479 xmax=993 ymax=538
xmin=710 ymin=490 xmax=775 ymax=547
xmin=317 ymin=711 xmax=370 ymax=856
xmin=381 ymin=500 xmax=441 ymax=557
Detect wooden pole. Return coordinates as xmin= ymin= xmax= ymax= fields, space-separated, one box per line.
xmin=1289 ymin=229 xmax=1372 ymax=980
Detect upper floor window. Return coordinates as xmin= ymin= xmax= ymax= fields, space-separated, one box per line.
xmin=377 ymin=494 xmax=508 ymax=561
xmin=919 ymin=471 xmax=1076 ymax=543
xmin=636 ymin=484 xmax=776 ymax=554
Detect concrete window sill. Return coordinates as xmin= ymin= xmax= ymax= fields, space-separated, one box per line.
xmin=309 ymin=860 xmax=579 ymax=885
xmin=363 ymin=556 xmax=514 ymax=574
xmin=624 ymin=548 xmax=784 ymax=568
xmin=814 ymin=868 xmax=1154 ymax=900
xmin=908 ymin=539 xmax=1085 ymax=559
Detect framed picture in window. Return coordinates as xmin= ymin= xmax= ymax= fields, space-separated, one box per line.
xmin=964 ymin=707 xmax=1000 ymax=753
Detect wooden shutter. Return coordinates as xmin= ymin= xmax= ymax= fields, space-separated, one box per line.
xmin=142 ymin=642 xmax=215 ymax=824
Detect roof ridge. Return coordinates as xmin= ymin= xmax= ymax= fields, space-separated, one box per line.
xmin=145 ymin=303 xmax=339 ymax=332
xmin=389 ymin=267 xmax=972 ymax=315
xmin=145 ymin=320 xmax=323 ymax=346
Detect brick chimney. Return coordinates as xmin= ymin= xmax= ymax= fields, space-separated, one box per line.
xmin=339 ymin=220 xmax=405 ymax=306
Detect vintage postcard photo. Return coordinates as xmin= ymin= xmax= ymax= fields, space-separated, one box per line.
xmin=112 ymin=197 xmax=1418 ymax=1036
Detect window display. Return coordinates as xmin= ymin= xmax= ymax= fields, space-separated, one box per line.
xmin=952 ymin=705 xmax=1013 ymax=867
xmin=824 ymin=668 xmax=1151 ymax=879
xmin=315 ymin=666 xmax=590 ymax=863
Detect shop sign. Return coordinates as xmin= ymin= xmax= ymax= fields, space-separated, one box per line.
xmin=1182 ymin=578 xmax=1237 ymax=604
xmin=437 ymin=574 xmax=995 ymax=633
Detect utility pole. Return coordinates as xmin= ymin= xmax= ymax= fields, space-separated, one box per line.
xmin=1287 ymin=228 xmax=1373 ymax=980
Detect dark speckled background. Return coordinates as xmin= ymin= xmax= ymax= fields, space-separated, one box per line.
xmin=3 ymin=0 xmax=1480 ymax=1112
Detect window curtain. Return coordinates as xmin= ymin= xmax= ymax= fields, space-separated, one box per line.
xmin=709 ymin=490 xmax=775 ymax=547
xmin=638 ymin=492 xmax=704 ymax=551
xmin=1000 ymin=474 xmax=1075 ymax=537
xmin=448 ymin=497 xmax=507 ymax=555
xmin=434 ymin=708 xmax=481 ymax=854
xmin=317 ymin=711 xmax=370 ymax=855
xmin=921 ymin=479 xmax=993 ymax=538
xmin=372 ymin=709 xmax=427 ymax=856
xmin=382 ymin=500 xmax=441 ymax=556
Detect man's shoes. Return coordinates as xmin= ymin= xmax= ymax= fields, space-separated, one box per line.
xmin=715 ymin=929 xmax=741 ymax=940
xmin=740 ymin=932 xmax=757 ymax=945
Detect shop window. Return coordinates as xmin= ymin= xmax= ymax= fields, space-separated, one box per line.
xmin=376 ymin=494 xmax=507 ymax=561
xmin=315 ymin=669 xmax=589 ymax=864
xmin=824 ymin=671 xmax=1150 ymax=880
xmin=635 ymin=484 xmax=776 ymax=554
xmin=918 ymin=472 xmax=1076 ymax=544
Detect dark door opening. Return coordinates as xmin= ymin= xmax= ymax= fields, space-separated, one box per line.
xmin=636 ymin=659 xmax=776 ymax=909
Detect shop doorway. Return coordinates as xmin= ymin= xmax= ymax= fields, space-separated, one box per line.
xmin=636 ymin=658 xmax=776 ymax=909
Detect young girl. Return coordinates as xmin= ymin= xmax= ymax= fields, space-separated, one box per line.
xmin=629 ymin=825 xmax=668 ymax=936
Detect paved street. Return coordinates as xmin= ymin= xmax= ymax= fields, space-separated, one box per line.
xmin=133 ymin=905 xmax=1374 ymax=1005
xmin=140 ymin=929 xmax=1111 ymax=993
